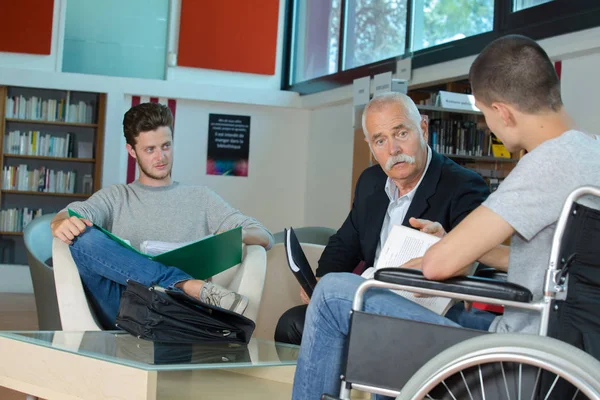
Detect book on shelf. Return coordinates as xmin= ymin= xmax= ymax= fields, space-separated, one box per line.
xmin=488 ymin=178 xmax=504 ymax=192
xmin=429 ymin=118 xmax=493 ymax=157
xmin=2 ymin=165 xmax=77 ymax=194
xmin=4 ymin=130 xmax=75 ymax=158
xmin=490 ymin=134 xmax=511 ymax=158
xmin=361 ymin=225 xmax=463 ymax=316
xmin=0 ymin=208 xmax=42 ymax=232
xmin=5 ymin=95 xmax=94 ymax=124
xmin=68 ymin=209 xmax=243 ymax=280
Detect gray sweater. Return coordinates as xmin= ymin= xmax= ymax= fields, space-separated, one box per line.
xmin=67 ymin=181 xmax=273 ymax=250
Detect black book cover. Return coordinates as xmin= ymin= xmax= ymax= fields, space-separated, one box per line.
xmin=284 ymin=227 xmax=318 ymax=298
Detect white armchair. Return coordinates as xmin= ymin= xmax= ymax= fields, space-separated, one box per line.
xmin=52 ymin=239 xmax=267 ymax=331
xmin=52 ymin=238 xmax=102 ymax=331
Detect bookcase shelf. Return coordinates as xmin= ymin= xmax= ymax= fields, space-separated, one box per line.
xmin=442 ymin=154 xmax=518 ymax=163
xmin=1 ymin=85 xmax=106 ymax=264
xmin=1 ymin=190 xmax=90 ymax=198
xmin=416 ymin=104 xmax=483 ymax=116
xmin=5 ymin=118 xmax=98 ymax=128
xmin=0 ymin=231 xmax=23 ymax=236
xmin=3 ymin=154 xmax=96 ymax=163
xmin=409 ymin=80 xmax=519 ymax=194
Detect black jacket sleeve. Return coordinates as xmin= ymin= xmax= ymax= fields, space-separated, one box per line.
xmin=448 ymin=171 xmax=490 ymax=229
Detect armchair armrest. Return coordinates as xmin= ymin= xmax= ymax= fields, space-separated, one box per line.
xmin=374 ymin=268 xmax=532 ymax=303
xmin=52 ymin=238 xmax=102 ymax=331
xmin=212 ymin=245 xmax=266 ymax=322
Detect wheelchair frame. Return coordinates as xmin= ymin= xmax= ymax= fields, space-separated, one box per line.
xmin=333 ymin=186 xmax=600 ymax=400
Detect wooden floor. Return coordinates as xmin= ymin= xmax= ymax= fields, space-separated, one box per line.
xmin=0 ymin=292 xmax=38 ymax=331
xmin=0 ymin=292 xmax=41 ymax=399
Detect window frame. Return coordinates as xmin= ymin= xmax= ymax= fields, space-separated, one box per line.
xmin=282 ymin=0 xmax=600 ymax=95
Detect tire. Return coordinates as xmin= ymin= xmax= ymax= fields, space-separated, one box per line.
xmin=397 ymin=334 xmax=600 ymax=400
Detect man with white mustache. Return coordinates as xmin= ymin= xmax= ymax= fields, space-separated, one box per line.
xmin=275 ymin=92 xmax=492 ymax=345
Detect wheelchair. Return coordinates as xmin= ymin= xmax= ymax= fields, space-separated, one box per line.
xmin=324 ymin=186 xmax=600 ymax=400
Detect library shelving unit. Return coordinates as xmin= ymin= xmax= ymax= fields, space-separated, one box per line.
xmin=409 ymin=80 xmax=519 ymax=192
xmin=0 ymin=86 xmax=106 ymax=264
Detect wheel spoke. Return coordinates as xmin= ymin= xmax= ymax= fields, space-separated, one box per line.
xmin=501 ymin=362 xmax=512 ymax=400
xmin=570 ymin=388 xmax=580 ymax=400
xmin=518 ymin=363 xmax=523 ymax=400
xmin=459 ymin=370 xmax=475 ymax=400
xmin=479 ymin=365 xmax=487 ymax=400
xmin=529 ymin=367 xmax=542 ymax=400
xmin=542 ymin=375 xmax=560 ymax=400
xmin=441 ymin=380 xmax=458 ymax=400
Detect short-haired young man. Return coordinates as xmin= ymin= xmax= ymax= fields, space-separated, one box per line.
xmin=51 ymin=103 xmax=273 ymax=328
xmin=291 ymin=34 xmax=600 ymax=399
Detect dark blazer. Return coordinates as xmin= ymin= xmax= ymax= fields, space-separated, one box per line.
xmin=316 ymin=150 xmax=490 ymax=277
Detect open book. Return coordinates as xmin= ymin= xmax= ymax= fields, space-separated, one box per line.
xmin=68 ymin=209 xmax=242 ymax=280
xmin=361 ymin=225 xmax=456 ymax=315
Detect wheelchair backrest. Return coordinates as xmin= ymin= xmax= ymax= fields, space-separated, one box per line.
xmin=549 ymin=200 xmax=600 ymax=363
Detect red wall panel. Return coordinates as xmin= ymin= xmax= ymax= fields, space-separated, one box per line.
xmin=178 ymin=0 xmax=279 ymax=75
xmin=0 ymin=0 xmax=54 ymax=55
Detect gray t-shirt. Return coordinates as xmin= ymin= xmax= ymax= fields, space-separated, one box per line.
xmin=485 ymin=130 xmax=600 ymax=334
xmin=67 ymin=180 xmax=273 ymax=251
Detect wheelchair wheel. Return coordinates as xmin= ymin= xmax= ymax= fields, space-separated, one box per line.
xmin=397 ymin=334 xmax=600 ymax=400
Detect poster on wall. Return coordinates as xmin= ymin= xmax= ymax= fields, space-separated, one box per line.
xmin=206 ymin=113 xmax=250 ymax=177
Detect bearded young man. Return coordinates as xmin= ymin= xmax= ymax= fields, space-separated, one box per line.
xmin=50 ymin=102 xmax=273 ymax=328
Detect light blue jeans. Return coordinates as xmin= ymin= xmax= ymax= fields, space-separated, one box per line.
xmin=69 ymin=227 xmax=193 ymax=329
xmin=291 ymin=272 xmax=495 ymax=400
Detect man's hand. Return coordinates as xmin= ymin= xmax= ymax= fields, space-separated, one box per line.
xmin=300 ymin=277 xmax=320 ymax=305
xmin=409 ymin=217 xmax=446 ymax=238
xmin=51 ymin=215 xmax=92 ymax=244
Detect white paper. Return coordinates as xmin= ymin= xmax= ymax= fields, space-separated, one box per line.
xmin=353 ymin=76 xmax=371 ymax=106
xmin=363 ymin=225 xmax=455 ymax=315
xmin=285 ymin=229 xmax=299 ymax=272
xmin=140 ymin=238 xmax=207 ymax=256
xmin=373 ymin=71 xmax=393 ymax=97
xmin=437 ymin=91 xmax=480 ymax=112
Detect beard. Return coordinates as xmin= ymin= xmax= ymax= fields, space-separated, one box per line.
xmin=138 ymin=161 xmax=171 ymax=180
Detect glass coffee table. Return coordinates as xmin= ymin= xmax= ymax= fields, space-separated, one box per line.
xmin=0 ymin=331 xmax=299 ymax=400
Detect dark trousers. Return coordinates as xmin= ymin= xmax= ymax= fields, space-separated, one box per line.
xmin=275 ymin=304 xmax=308 ymax=345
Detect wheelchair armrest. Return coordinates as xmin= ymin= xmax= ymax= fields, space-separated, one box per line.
xmin=374 ymin=268 xmax=532 ymax=303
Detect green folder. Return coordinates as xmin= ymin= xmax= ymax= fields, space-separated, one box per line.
xmin=68 ymin=209 xmax=243 ymax=280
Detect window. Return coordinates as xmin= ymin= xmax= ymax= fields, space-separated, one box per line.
xmin=284 ymin=0 xmax=600 ymax=93
xmin=343 ymin=0 xmax=408 ymax=70
xmin=62 ymin=0 xmax=168 ymax=80
xmin=291 ymin=0 xmax=342 ymax=84
xmin=513 ymin=0 xmax=554 ymax=11
xmin=412 ymin=0 xmax=494 ymax=51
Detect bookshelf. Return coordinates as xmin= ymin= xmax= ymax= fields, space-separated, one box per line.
xmin=409 ymin=80 xmax=519 ymax=192
xmin=0 ymin=86 xmax=106 ymax=264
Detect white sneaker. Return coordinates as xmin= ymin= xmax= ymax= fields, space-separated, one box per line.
xmin=199 ymin=282 xmax=249 ymax=315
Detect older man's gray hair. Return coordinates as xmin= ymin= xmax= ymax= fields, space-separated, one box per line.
xmin=361 ymin=92 xmax=423 ymax=138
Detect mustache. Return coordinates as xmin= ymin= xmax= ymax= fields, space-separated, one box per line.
xmin=385 ymin=154 xmax=415 ymax=171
